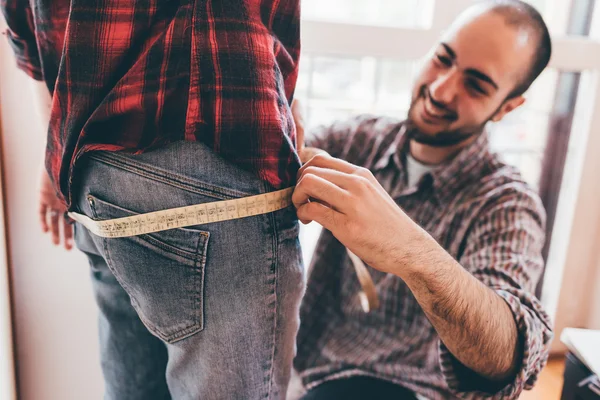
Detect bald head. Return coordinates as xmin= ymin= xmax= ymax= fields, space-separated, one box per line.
xmin=470 ymin=0 xmax=552 ymax=97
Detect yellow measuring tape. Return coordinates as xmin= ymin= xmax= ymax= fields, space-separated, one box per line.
xmin=68 ymin=187 xmax=295 ymax=239
xmin=68 ymin=185 xmax=379 ymax=312
xmin=347 ymin=249 xmax=380 ymax=312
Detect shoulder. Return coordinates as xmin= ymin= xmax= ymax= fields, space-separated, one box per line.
xmin=471 ymin=154 xmax=546 ymax=227
xmin=337 ymin=114 xmax=404 ymax=165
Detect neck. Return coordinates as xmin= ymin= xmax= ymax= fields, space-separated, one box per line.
xmin=409 ymin=135 xmax=479 ymax=165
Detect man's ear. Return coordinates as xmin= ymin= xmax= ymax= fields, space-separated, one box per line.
xmin=491 ymin=96 xmax=526 ymax=122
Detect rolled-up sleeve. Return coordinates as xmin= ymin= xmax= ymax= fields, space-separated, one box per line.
xmin=439 ymin=187 xmax=553 ymax=399
xmin=1 ymin=0 xmax=43 ymax=80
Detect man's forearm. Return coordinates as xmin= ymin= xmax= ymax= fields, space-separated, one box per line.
xmin=292 ymin=155 xmax=522 ymax=380
xmin=390 ymin=230 xmax=520 ymax=382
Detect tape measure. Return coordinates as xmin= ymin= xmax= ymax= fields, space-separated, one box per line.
xmin=347 ymin=249 xmax=380 ymax=312
xmin=68 ymin=187 xmax=294 ymax=239
xmin=69 ymin=185 xmax=380 ymax=313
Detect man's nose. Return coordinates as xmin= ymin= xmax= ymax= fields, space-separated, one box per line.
xmin=428 ymin=70 xmax=458 ymax=107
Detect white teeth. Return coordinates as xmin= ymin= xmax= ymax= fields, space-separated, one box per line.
xmin=425 ymin=100 xmax=449 ymax=118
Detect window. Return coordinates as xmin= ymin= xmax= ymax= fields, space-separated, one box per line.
xmin=301 ymin=0 xmax=435 ymax=28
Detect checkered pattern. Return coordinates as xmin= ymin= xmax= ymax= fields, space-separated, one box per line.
xmin=295 ymin=116 xmax=553 ymax=399
xmin=1 ymin=0 xmax=301 ymax=208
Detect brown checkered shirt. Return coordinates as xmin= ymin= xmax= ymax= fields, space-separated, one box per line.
xmin=294 ymin=116 xmax=553 ymax=399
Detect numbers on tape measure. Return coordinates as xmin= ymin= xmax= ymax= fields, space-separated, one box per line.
xmin=69 ymin=187 xmax=294 ymax=238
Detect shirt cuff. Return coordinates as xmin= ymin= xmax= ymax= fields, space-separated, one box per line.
xmin=438 ymin=289 xmax=553 ymax=399
xmin=4 ymin=29 xmax=43 ymax=81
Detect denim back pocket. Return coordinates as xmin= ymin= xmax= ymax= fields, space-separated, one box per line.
xmin=87 ymin=193 xmax=209 ymax=344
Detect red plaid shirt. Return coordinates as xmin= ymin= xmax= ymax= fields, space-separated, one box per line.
xmin=2 ymin=0 xmax=301 ymax=208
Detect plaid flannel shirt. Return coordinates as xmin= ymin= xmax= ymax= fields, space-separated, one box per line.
xmin=2 ymin=0 xmax=301 ymax=208
xmin=295 ymin=116 xmax=553 ymax=399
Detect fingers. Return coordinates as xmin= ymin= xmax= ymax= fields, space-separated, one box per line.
xmin=39 ymin=203 xmax=49 ymax=232
xmin=292 ymin=173 xmax=349 ymax=212
xmin=296 ymin=201 xmax=341 ymax=232
xmin=63 ymin=215 xmax=73 ymax=251
xmin=298 ymin=166 xmax=359 ymax=191
xmin=50 ymin=210 xmax=60 ymax=245
xmin=298 ymin=153 xmax=362 ymax=178
xmin=41 ymin=206 xmax=73 ymax=249
xmin=298 ymin=153 xmax=389 ymax=199
xmin=40 ymin=206 xmax=74 ymax=251
xmin=299 ymin=147 xmax=328 ymax=165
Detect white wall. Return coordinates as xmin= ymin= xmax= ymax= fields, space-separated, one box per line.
xmin=586 ymin=0 xmax=600 ymax=333
xmin=0 ymin=23 xmax=104 ymax=400
xmin=586 ymin=261 xmax=600 ymax=330
xmin=0 ymin=127 xmax=16 ymax=400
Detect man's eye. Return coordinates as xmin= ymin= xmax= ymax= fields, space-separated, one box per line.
xmin=436 ymin=54 xmax=452 ymax=66
xmin=467 ymin=79 xmax=487 ymax=95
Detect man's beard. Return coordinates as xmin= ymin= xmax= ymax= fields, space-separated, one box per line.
xmin=406 ymin=85 xmax=490 ymax=148
xmin=405 ymin=120 xmax=486 ymax=147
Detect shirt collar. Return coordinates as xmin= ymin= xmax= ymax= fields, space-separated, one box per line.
xmin=373 ymin=124 xmax=408 ymax=171
xmin=429 ymin=131 xmax=491 ymax=204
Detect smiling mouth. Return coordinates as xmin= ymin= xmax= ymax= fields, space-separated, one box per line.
xmin=420 ymin=88 xmax=457 ymax=122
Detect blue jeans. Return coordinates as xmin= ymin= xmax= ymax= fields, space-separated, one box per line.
xmin=73 ymin=141 xmax=305 ymax=400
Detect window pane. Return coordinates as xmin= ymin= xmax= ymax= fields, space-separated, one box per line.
xmin=309 ymin=57 xmax=360 ymax=100
xmin=376 ymin=60 xmax=418 ymax=112
xmin=469 ymin=0 xmax=550 ymax=19
xmin=489 ymin=68 xmax=559 ymax=189
xmin=525 ymin=69 xmax=559 ymax=114
xmin=295 ymin=55 xmax=312 ymax=100
xmin=301 ymin=0 xmax=434 ymax=28
xmin=309 ymin=57 xmax=372 ymax=102
xmin=307 ymin=105 xmax=355 ymax=128
xmin=525 ymin=0 xmax=548 ymax=15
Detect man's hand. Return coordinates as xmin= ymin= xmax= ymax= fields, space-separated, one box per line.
xmin=292 ymin=153 xmax=427 ymax=276
xmin=292 ymin=100 xmax=328 ymax=164
xmin=39 ymin=166 xmax=73 ymax=250
xmin=293 ymin=154 xmax=522 ymax=381
xmin=30 ymin=81 xmax=73 ymax=250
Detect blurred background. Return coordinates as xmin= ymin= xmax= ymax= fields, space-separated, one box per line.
xmin=1 ymin=0 xmax=599 ymax=399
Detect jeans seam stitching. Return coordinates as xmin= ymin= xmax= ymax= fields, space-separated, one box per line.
xmin=100 ymin=237 xmax=164 ymax=339
xmin=266 ymin=183 xmax=279 ymax=400
xmin=88 ymin=152 xmax=251 ymax=199
xmin=104 ymin=237 xmax=203 ymax=342
xmin=136 ymin=233 xmax=200 ymax=261
xmin=93 ymin=155 xmax=242 ymax=199
xmin=157 ymin=232 xmax=209 ymax=342
xmin=194 ymin=231 xmax=208 ymax=332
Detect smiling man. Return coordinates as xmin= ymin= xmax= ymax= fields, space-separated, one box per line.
xmin=292 ymin=1 xmax=553 ymax=399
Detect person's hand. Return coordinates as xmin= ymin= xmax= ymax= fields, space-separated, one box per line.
xmin=292 ymin=100 xmax=327 ymax=164
xmin=292 ymin=154 xmax=431 ymax=276
xmin=38 ymin=166 xmax=73 ymax=250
